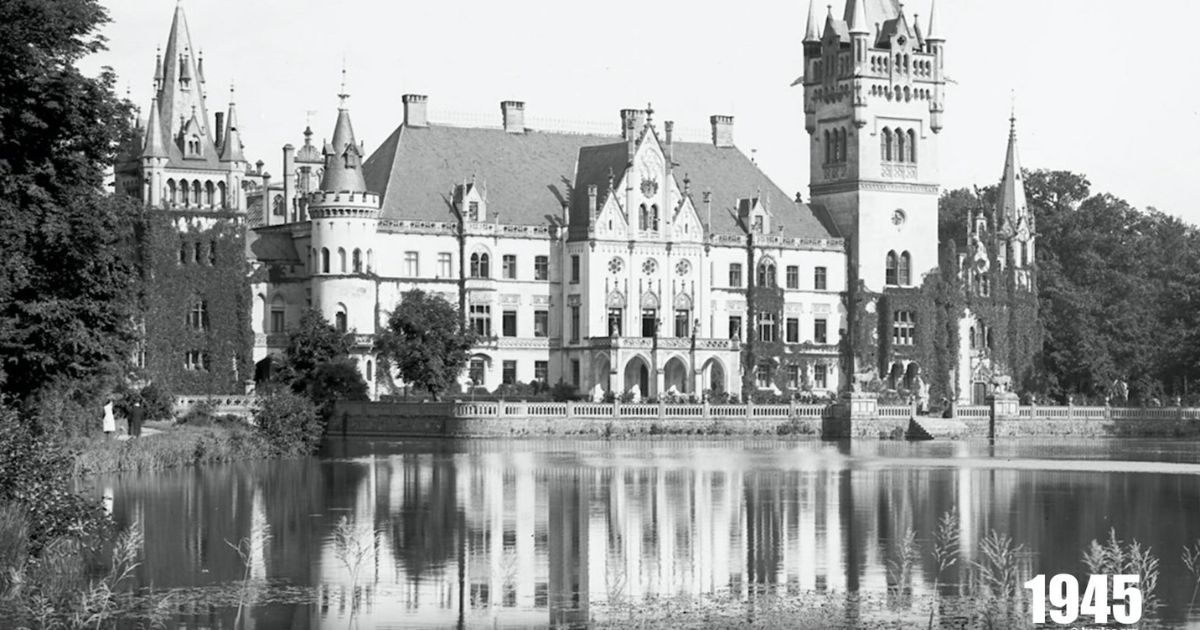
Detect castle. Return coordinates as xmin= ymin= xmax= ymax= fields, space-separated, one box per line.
xmin=115 ymin=0 xmax=1037 ymax=406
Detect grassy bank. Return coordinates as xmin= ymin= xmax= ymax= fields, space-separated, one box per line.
xmin=72 ymin=421 xmax=268 ymax=476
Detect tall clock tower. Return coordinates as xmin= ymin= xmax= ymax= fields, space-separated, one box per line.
xmin=801 ymin=0 xmax=945 ymax=380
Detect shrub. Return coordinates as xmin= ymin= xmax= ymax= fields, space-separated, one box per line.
xmin=253 ymin=391 xmax=322 ymax=456
xmin=114 ymin=381 xmax=174 ymax=423
xmin=0 ymin=409 xmax=110 ymax=555
xmin=550 ymin=380 xmax=577 ymax=402
xmin=177 ymin=400 xmax=215 ymax=426
xmin=777 ymin=417 xmax=816 ymax=436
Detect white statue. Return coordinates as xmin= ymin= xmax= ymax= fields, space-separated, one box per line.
xmin=591 ymin=383 xmax=605 ymax=403
xmin=629 ymin=384 xmax=642 ymax=403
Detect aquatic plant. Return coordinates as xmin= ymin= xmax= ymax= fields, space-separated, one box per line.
xmin=73 ymin=423 xmax=267 ymax=476
xmin=1082 ymin=529 xmax=1160 ymax=611
xmin=1181 ymin=540 xmax=1200 ymax=607
xmin=887 ymin=527 xmax=920 ymax=607
xmin=226 ymin=521 xmax=272 ymax=630
xmin=332 ymin=514 xmax=377 ymax=613
xmin=928 ymin=508 xmax=960 ymax=630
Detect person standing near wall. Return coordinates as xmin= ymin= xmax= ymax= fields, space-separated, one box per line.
xmin=129 ymin=401 xmax=144 ymax=438
xmin=102 ymin=397 xmax=116 ymax=439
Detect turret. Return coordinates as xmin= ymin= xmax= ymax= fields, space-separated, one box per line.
xmin=306 ymin=85 xmax=381 ymax=398
xmin=219 ymin=91 xmax=244 ymax=163
xmin=927 ymin=0 xmax=946 ymax=132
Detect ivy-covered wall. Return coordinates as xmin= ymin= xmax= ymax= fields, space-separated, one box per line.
xmin=137 ymin=211 xmax=253 ymax=395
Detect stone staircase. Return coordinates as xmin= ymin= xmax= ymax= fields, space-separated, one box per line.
xmin=907 ymin=416 xmax=970 ymax=440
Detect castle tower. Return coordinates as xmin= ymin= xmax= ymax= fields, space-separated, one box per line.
xmin=307 ymin=86 xmax=381 ymax=397
xmin=995 ymin=111 xmax=1035 ymax=291
xmin=114 ymin=1 xmax=254 ymax=396
xmin=801 ymin=0 xmax=946 ymax=381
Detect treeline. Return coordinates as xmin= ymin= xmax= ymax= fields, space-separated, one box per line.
xmin=940 ymin=171 xmax=1200 ymax=404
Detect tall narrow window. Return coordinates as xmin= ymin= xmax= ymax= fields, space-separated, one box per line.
xmin=218 ymin=181 xmax=227 ymax=208
xmin=728 ymin=315 xmax=742 ymax=340
xmin=321 ymin=248 xmax=330 ymax=273
xmin=335 ymin=311 xmax=347 ymax=333
xmin=885 ymin=251 xmax=899 ymax=285
xmin=899 ymin=251 xmax=912 ymax=285
xmin=404 ymin=251 xmax=419 ymax=277
xmin=641 ymin=309 xmax=658 ymax=338
xmin=502 ymin=361 xmax=517 ymax=385
xmin=534 ymin=361 xmax=548 ymax=384
xmin=882 ymin=128 xmax=894 ymax=162
xmin=814 ymin=266 xmax=827 ymax=290
xmin=651 ymin=205 xmax=659 ymax=232
xmin=814 ymin=364 xmax=828 ymax=389
xmin=907 ymin=129 xmax=917 ymax=163
xmin=470 ymin=252 xmax=490 ymax=278
xmin=814 ymin=318 xmax=828 ymax=344
xmin=838 ymin=128 xmax=848 ymax=162
xmin=674 ymin=309 xmax=691 ymax=338
xmin=352 ymin=249 xmax=363 ymax=273
xmin=570 ymin=255 xmax=580 ymax=283
xmin=892 ymin=310 xmax=915 ymax=346
xmin=569 ymin=305 xmax=580 ymax=342
xmin=467 ymin=201 xmax=480 ymax=222
xmin=608 ymin=308 xmax=623 ymax=337
xmin=534 ymin=310 xmax=549 ymax=337
xmin=756 ymin=261 xmax=776 ymax=287
xmin=786 ymin=318 xmax=799 ymax=343
xmin=502 ymin=310 xmax=517 ymax=337
xmin=469 ymin=358 xmax=486 ymax=385
xmin=896 ymin=128 xmax=907 ymax=164
xmin=338 ymin=248 xmax=347 ymax=273
xmin=470 ymin=304 xmax=492 ymax=337
xmin=639 ymin=204 xmax=648 ymax=231
xmin=729 ymin=263 xmax=743 ymax=288
xmin=758 ymin=312 xmax=776 ymax=343
xmin=534 ymin=255 xmax=549 ymax=281
xmin=824 ymin=130 xmax=831 ymax=164
xmin=786 ymin=265 xmax=799 ymax=289
xmin=270 ymin=298 xmax=285 ymax=333
xmin=438 ymin=252 xmax=453 ymax=278
xmin=502 ymin=255 xmax=517 ymax=279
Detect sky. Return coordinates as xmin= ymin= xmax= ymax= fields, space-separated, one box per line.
xmin=84 ymin=0 xmax=1200 ymax=224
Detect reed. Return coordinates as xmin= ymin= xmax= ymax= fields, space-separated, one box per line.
xmin=1083 ymin=529 xmax=1160 ymax=610
xmin=73 ymin=423 xmax=266 ymax=476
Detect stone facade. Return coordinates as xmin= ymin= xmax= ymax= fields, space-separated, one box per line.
xmin=119 ymin=1 xmax=1037 ymax=402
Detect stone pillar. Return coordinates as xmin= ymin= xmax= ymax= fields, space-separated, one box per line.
xmin=988 ymin=391 xmax=1020 ymax=439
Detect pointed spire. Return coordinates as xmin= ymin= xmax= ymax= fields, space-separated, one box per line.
xmin=320 ymin=86 xmax=367 ymax=193
xmin=848 ymin=0 xmax=870 ymax=35
xmin=197 ymin=49 xmax=205 ymax=84
xmin=996 ymin=100 xmax=1028 ymax=231
xmin=804 ymin=0 xmax=822 ymax=42
xmin=159 ymin=0 xmax=211 ymax=144
xmin=926 ymin=0 xmax=943 ymax=41
xmin=153 ymin=46 xmax=164 ymax=90
xmin=142 ymin=97 xmax=169 ymax=159
xmin=219 ymin=85 xmax=244 ymax=163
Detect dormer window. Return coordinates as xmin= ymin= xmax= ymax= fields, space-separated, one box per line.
xmin=752 ymin=215 xmax=764 ymax=234
xmin=468 ymin=201 xmax=479 ymax=222
xmin=185 ymin=135 xmax=202 ymax=157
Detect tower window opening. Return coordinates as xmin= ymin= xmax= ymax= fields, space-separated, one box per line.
xmin=899 ymin=251 xmax=912 ymax=285
xmin=352 ymin=248 xmax=363 ymax=273
xmin=885 ymin=251 xmax=899 ymax=286
xmin=882 ymin=128 xmax=894 ymax=162
xmin=321 ymin=248 xmax=330 ymax=273
xmin=895 ymin=128 xmax=907 ymax=164
xmin=907 ymin=129 xmax=917 ymax=163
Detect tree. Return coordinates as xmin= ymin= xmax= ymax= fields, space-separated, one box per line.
xmin=0 ymin=0 xmax=140 ymax=408
xmin=376 ymin=290 xmax=476 ymax=401
xmin=272 ymin=309 xmax=367 ymax=414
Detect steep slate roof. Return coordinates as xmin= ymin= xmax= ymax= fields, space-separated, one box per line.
xmin=247 ymin=228 xmax=301 ymax=263
xmin=363 ymin=123 xmax=837 ymax=241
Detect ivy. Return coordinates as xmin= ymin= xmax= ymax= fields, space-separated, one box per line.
xmin=137 ymin=212 xmax=253 ymax=395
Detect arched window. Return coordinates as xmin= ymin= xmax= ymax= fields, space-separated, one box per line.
xmin=352 ymin=248 xmax=363 ymax=273
xmin=756 ymin=260 xmax=777 ymax=287
xmin=335 ymin=308 xmax=348 ymax=333
xmin=205 ymin=181 xmax=215 ymax=206
xmin=366 ymin=360 xmax=373 ymax=382
xmin=193 ymin=180 xmax=202 ymax=205
xmin=895 ymin=128 xmax=907 ymax=164
xmin=217 ymin=181 xmax=227 ymax=208
xmin=885 ymin=251 xmax=899 ymax=285
xmin=1020 ymin=242 xmax=1028 ymax=267
xmin=321 ymin=248 xmax=330 ymax=274
xmin=338 ymin=247 xmax=347 ymax=273
xmin=180 ymin=180 xmax=190 ymax=206
xmin=986 ymin=328 xmax=994 ymax=349
xmin=638 ymin=204 xmax=648 ymax=231
xmin=881 ymin=128 xmax=893 ymax=162
xmin=899 ymin=251 xmax=912 ymax=285
xmin=168 ymin=179 xmax=178 ymax=205
xmin=367 ymin=249 xmax=374 ymax=273
xmin=470 ymin=252 xmax=490 ymax=278
xmin=907 ymin=129 xmax=917 ymax=163
xmin=838 ymin=128 xmax=848 ymax=162
xmin=651 ymin=204 xmax=659 ymax=231
xmin=969 ymin=327 xmax=977 ymax=349
xmin=824 ymin=130 xmax=831 ymax=164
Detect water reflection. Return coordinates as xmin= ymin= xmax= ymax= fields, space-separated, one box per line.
xmin=94 ymin=439 xmax=1200 ymax=629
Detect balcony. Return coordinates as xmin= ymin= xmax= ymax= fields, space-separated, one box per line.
xmin=345 ymin=333 xmax=374 ymax=349
xmin=587 ymin=337 xmax=740 ymax=352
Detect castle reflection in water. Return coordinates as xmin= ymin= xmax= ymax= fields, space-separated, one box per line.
xmin=101 ymin=439 xmax=1200 ymax=628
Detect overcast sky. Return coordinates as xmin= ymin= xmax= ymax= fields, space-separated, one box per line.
xmin=84 ymin=0 xmax=1200 ymax=224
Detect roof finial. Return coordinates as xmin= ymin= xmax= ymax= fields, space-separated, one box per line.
xmin=1010 ymin=89 xmax=1017 ymax=135
xmin=338 ymin=59 xmax=349 ymax=108
xmin=646 ymin=102 xmax=654 ymax=125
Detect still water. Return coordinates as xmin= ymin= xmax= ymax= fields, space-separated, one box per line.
xmin=89 ymin=438 xmax=1200 ymax=629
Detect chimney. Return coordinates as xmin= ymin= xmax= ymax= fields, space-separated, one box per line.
xmin=403 ymin=94 xmax=428 ymax=128
xmin=664 ymin=120 xmax=675 ymax=164
xmin=620 ymin=108 xmax=647 ymax=139
xmin=710 ymin=115 xmax=734 ymax=148
xmin=261 ymin=172 xmax=272 ymax=226
xmin=283 ymin=144 xmax=296 ymax=223
xmin=214 ymin=112 xmax=225 ymax=147
xmin=501 ymin=101 xmax=525 ymax=134
xmin=588 ymin=184 xmax=598 ymax=217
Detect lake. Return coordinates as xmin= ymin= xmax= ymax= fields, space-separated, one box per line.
xmin=88 ymin=438 xmax=1200 ymax=629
